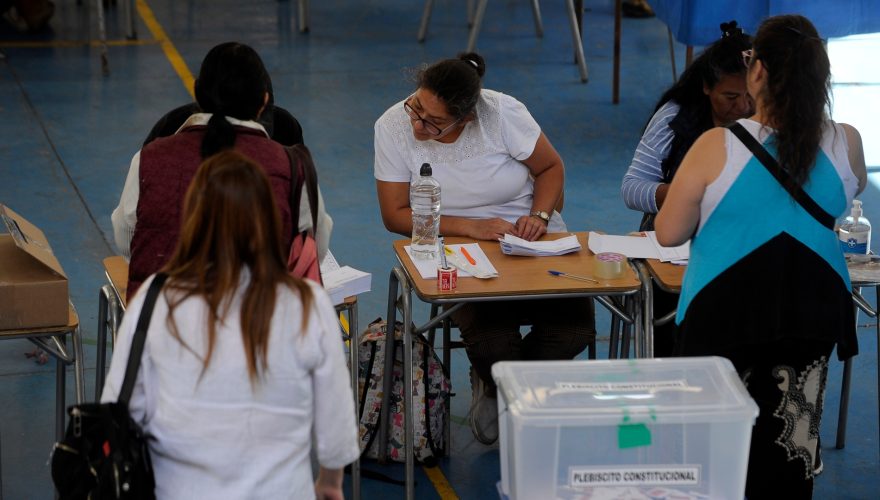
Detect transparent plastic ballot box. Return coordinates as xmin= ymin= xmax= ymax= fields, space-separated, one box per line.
xmin=492 ymin=356 xmax=758 ymax=500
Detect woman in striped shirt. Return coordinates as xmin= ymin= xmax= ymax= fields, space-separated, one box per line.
xmin=621 ymin=21 xmax=753 ymax=232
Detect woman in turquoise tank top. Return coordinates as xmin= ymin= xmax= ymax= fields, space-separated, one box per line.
xmin=655 ymin=14 xmax=867 ymax=500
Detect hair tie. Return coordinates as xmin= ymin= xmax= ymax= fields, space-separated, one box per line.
xmin=466 ymin=59 xmax=478 ymax=69
xmin=720 ymin=20 xmax=743 ymax=38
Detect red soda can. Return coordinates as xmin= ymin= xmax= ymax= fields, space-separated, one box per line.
xmin=437 ymin=266 xmax=458 ymax=291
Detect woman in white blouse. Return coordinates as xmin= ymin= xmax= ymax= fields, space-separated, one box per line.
xmin=374 ymin=52 xmax=595 ymax=446
xmin=102 ymin=151 xmax=359 ymax=500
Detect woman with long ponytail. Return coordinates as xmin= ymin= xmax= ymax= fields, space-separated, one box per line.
xmin=656 ymin=15 xmax=866 ymax=499
xmin=112 ymin=42 xmax=333 ymax=298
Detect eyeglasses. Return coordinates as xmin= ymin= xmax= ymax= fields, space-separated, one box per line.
xmin=742 ymin=49 xmax=754 ymax=68
xmin=403 ymin=97 xmax=461 ymax=137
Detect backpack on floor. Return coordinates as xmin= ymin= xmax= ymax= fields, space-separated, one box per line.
xmin=356 ymin=318 xmax=449 ymax=465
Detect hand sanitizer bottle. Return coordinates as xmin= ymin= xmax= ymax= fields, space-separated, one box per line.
xmin=839 ymin=199 xmax=871 ymax=256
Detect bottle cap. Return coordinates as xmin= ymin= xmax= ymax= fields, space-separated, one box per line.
xmin=852 ymin=199 xmax=863 ymax=219
xmin=420 ymin=163 xmax=432 ymax=176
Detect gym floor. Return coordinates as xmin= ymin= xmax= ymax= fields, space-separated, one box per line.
xmin=0 ymin=1 xmax=877 ymax=498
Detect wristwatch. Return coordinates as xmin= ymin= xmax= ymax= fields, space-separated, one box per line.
xmin=530 ymin=210 xmax=551 ymax=224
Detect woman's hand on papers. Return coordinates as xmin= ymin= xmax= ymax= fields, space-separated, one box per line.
xmin=465 ymin=217 xmax=517 ymax=241
xmin=514 ymin=215 xmax=548 ymax=241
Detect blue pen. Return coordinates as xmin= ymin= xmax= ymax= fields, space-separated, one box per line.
xmin=548 ymin=270 xmax=599 ymax=283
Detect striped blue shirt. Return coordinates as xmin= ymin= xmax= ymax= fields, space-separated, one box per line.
xmin=620 ymin=101 xmax=679 ymax=213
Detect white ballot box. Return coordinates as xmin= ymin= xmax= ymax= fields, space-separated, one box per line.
xmin=492 ymin=357 xmax=758 ymax=500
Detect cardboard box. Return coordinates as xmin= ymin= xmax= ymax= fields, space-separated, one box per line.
xmin=0 ymin=204 xmax=68 ymax=330
xmin=493 ymin=357 xmax=759 ymax=500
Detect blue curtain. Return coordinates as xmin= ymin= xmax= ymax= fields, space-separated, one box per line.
xmin=652 ymin=0 xmax=880 ymax=46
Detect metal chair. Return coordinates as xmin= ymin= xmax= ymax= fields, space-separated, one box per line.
xmin=418 ymin=0 xmax=588 ymax=83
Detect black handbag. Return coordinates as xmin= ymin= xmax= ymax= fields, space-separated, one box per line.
xmin=51 ymin=274 xmax=168 ymax=499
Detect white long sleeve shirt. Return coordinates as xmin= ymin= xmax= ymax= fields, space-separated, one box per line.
xmin=101 ymin=273 xmax=360 ymax=500
xmin=111 ymin=113 xmax=333 ymax=261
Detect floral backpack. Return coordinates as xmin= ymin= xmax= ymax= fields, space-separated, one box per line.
xmin=357 ymin=318 xmax=449 ymax=465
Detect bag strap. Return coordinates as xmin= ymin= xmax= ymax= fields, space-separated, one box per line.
xmin=118 ymin=273 xmax=168 ymax=407
xmin=285 ymin=145 xmax=320 ymax=238
xmin=727 ymin=122 xmax=835 ymax=230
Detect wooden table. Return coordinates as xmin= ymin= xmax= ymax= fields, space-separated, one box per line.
xmin=0 ymin=303 xmax=84 ymax=441
xmin=382 ymin=232 xmax=643 ymax=500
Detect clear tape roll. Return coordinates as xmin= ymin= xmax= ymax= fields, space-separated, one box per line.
xmin=593 ymin=252 xmax=626 ymax=279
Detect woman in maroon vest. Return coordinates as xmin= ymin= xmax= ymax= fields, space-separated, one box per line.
xmin=112 ymin=42 xmax=332 ymax=298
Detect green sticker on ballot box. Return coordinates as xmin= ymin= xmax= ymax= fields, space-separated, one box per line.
xmin=617 ymin=411 xmax=652 ymax=449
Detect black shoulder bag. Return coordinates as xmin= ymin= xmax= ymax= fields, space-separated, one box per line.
xmin=727 ymin=122 xmax=835 ymax=230
xmin=52 ymin=273 xmax=168 ymax=500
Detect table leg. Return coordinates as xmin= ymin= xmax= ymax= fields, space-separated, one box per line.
xmin=466 ymin=0 xmax=488 ymax=53
xmin=123 ymin=0 xmax=137 ymax=39
xmin=613 ymin=0 xmax=621 ymax=103
xmin=96 ymin=285 xmax=111 ymax=401
xmin=529 ymin=0 xmax=543 ymax=37
xmin=94 ymin=0 xmax=109 ymax=74
xmin=634 ymin=260 xmax=654 ymax=358
xmin=565 ymin=0 xmax=588 ymax=83
xmin=377 ymin=270 xmax=400 ymax=461
xmin=837 ymin=356 xmax=852 ymax=449
xmin=297 ymin=0 xmax=310 ymax=33
xmin=838 ymin=285 xmax=871 ymax=449
xmin=417 ymin=0 xmax=434 ymax=42
xmin=398 ymin=271 xmax=415 ymax=500
xmin=55 ymin=336 xmax=66 ymax=443
xmin=72 ymin=326 xmax=85 ymax=405
xmin=348 ymin=301 xmax=360 ymax=500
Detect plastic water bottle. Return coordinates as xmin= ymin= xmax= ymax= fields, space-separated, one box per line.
xmin=839 ymin=199 xmax=871 ymax=255
xmin=410 ymin=163 xmax=441 ymax=260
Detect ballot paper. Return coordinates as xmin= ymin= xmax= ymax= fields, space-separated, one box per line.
xmin=499 ymin=234 xmax=582 ymax=256
xmin=588 ymin=231 xmax=689 ymax=263
xmin=404 ymin=243 xmax=498 ymax=279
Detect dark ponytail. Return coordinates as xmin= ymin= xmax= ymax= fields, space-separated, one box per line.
xmin=417 ymin=52 xmax=485 ymax=119
xmin=193 ymin=42 xmax=270 ymax=159
xmin=751 ymin=15 xmax=830 ymax=190
xmin=201 ymin=113 xmax=237 ymax=158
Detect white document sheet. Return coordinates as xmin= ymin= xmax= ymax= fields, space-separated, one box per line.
xmin=404 ymin=243 xmax=498 ymax=279
xmin=588 ymin=231 xmax=689 ymax=262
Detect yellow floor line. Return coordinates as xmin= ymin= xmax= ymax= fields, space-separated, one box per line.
xmin=0 ymin=39 xmax=158 ymax=48
xmin=423 ymin=465 xmax=460 ymax=499
xmin=136 ymin=0 xmax=194 ymax=98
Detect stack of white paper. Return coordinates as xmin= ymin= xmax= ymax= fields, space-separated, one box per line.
xmin=499 ymin=234 xmax=582 ymax=256
xmin=320 ymin=251 xmax=372 ymax=305
xmin=587 ymin=231 xmax=689 ymax=264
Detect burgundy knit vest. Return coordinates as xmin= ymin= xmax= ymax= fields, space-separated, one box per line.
xmin=127 ymin=126 xmax=292 ymax=298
